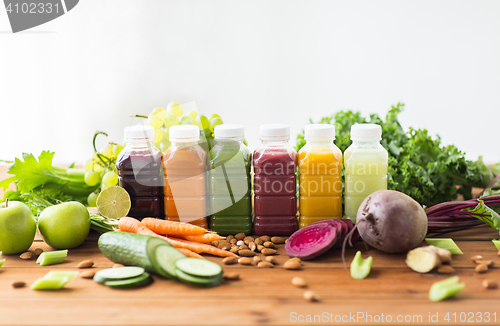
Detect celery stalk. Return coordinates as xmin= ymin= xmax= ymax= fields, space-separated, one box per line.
xmin=429 ymin=276 xmax=465 ymax=301
xmin=31 ymin=271 xmax=78 ymax=290
xmin=492 ymin=240 xmax=500 ymax=251
xmin=350 ymin=251 xmax=373 ymax=279
xmin=36 ymin=250 xmax=68 ymax=266
xmin=425 ymin=238 xmax=463 ymax=255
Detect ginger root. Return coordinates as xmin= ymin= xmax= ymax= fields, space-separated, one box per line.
xmin=406 ymin=245 xmax=452 ymax=273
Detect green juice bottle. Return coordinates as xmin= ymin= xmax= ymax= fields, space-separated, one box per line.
xmin=344 ymin=124 xmax=388 ymax=223
xmin=209 ymin=124 xmax=253 ymax=235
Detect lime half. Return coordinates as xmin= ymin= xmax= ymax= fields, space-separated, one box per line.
xmin=96 ymin=186 xmax=131 ymax=219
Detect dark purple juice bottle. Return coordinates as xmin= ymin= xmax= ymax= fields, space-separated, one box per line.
xmin=116 ymin=126 xmax=163 ymax=220
xmin=253 ymin=124 xmax=297 ymax=236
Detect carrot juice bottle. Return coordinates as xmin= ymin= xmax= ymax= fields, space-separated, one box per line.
xmin=116 ymin=126 xmax=163 ymax=220
xmin=344 ymin=124 xmax=388 ymax=223
xmin=298 ymin=124 xmax=342 ymax=228
xmin=209 ymin=124 xmax=252 ymax=235
xmin=162 ymin=125 xmax=208 ymax=228
xmin=253 ymin=124 xmax=297 ymax=236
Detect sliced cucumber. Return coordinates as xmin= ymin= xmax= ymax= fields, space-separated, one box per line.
xmin=98 ymin=231 xmax=174 ymax=276
xmin=94 ymin=266 xmax=145 ymax=284
xmin=175 ymin=269 xmax=224 ymax=287
xmin=104 ymin=272 xmax=153 ymax=289
xmin=175 ymin=258 xmax=222 ymax=278
xmin=154 ymin=245 xmax=186 ymax=279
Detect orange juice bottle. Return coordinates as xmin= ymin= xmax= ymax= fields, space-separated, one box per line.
xmin=298 ymin=124 xmax=342 ymax=228
xmin=162 ymin=125 xmax=208 ymax=228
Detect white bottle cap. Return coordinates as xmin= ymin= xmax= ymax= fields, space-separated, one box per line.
xmin=124 ymin=125 xmax=155 ymax=143
xmin=305 ymin=124 xmax=335 ymax=141
xmin=214 ymin=124 xmax=245 ymax=141
xmin=259 ymin=124 xmax=290 ymax=141
xmin=350 ymin=124 xmax=382 ymax=141
xmin=169 ymin=125 xmax=200 ymax=143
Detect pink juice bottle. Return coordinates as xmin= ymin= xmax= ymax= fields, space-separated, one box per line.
xmin=253 ymin=124 xmax=298 ymax=236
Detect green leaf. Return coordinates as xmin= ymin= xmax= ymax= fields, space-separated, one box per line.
xmin=461 ymin=200 xmax=500 ymax=234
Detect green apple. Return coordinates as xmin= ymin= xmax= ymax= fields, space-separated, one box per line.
xmin=0 ymin=200 xmax=37 ymax=254
xmin=38 ymin=201 xmax=91 ymax=249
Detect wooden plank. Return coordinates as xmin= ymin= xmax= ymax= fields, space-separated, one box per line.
xmin=1 ymin=266 xmax=499 ymax=301
xmin=1 ymin=297 xmax=500 ymax=326
xmin=3 ymin=237 xmax=499 ymax=270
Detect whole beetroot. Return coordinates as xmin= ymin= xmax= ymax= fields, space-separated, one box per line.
xmin=356 ymin=190 xmax=427 ymax=253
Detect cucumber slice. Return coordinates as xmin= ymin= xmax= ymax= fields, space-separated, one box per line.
xmin=104 ymin=272 xmax=152 ymax=289
xmin=175 ymin=269 xmax=224 ymax=287
xmin=94 ymin=266 xmax=145 ymax=284
xmin=154 ymin=245 xmax=186 ymax=279
xmin=175 ymin=258 xmax=222 ymax=278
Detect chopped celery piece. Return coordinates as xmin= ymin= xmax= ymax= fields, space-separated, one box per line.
xmin=492 ymin=240 xmax=500 ymax=251
xmin=36 ymin=250 xmax=68 ymax=266
xmin=31 ymin=271 xmax=78 ymax=290
xmin=425 ymin=238 xmax=463 ymax=255
xmin=350 ymin=251 xmax=373 ymax=279
xmin=43 ymin=271 xmax=78 ymax=282
xmin=429 ymin=276 xmax=465 ymax=301
xmin=0 ymin=259 xmax=4 ymax=268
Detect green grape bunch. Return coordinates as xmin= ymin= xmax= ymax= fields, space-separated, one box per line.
xmin=84 ymin=131 xmax=124 ymax=207
xmin=137 ymin=101 xmax=225 ymax=154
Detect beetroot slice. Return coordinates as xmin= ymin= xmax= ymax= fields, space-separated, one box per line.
xmin=285 ymin=223 xmax=339 ymax=260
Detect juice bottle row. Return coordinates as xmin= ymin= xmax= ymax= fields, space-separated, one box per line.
xmin=115 ymin=123 xmax=388 ymax=236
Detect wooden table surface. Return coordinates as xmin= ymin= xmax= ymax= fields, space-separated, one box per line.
xmin=1 ymin=165 xmax=500 ymax=326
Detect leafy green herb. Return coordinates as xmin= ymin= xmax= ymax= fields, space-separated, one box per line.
xmin=296 ymin=103 xmax=489 ymax=207
xmin=0 ymin=151 xmax=97 ymax=216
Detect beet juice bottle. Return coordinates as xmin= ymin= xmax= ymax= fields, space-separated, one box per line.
xmin=253 ymin=124 xmax=298 ymax=236
xmin=116 ymin=126 xmax=163 ymax=220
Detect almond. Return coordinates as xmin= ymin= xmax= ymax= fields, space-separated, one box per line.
xmin=224 ymin=273 xmax=240 ymax=280
xmin=11 ymin=281 xmax=26 ymax=288
xmin=475 ymin=264 xmax=488 ymax=273
xmin=19 ymin=252 xmax=33 ymax=260
xmin=222 ymin=257 xmax=238 ymax=265
xmin=79 ymin=270 xmax=96 ymax=279
xmin=234 ymin=233 xmax=246 ymax=241
xmin=292 ymin=277 xmax=307 ymax=287
xmin=261 ymin=248 xmax=277 ymax=256
xmin=77 ymin=260 xmax=94 ymax=269
xmin=257 ymin=261 xmax=274 ymax=268
xmin=271 ymin=236 xmax=285 ymax=244
xmin=238 ymin=257 xmax=253 ymax=265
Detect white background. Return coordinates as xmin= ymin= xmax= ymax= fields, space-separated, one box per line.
xmin=1 ymin=0 xmax=499 ymax=165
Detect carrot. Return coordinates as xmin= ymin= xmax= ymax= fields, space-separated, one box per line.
xmin=177 ymin=248 xmax=204 ymax=259
xmin=141 ymin=217 xmax=207 ymax=236
xmin=180 ymin=233 xmax=225 ymax=243
xmin=118 ymin=217 xmax=236 ymax=258
xmin=167 ymin=237 xmax=237 ymax=258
